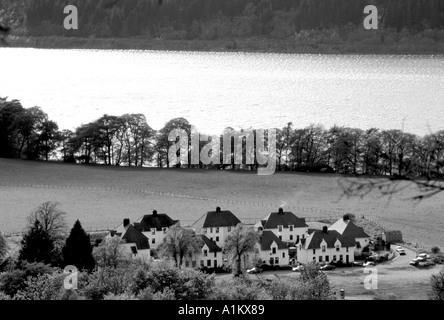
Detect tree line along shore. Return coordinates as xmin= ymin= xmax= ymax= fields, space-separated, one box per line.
xmin=1 ymin=0 xmax=444 ymax=53
xmin=1 ymin=96 xmax=444 ymax=178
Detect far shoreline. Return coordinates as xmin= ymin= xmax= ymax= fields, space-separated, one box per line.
xmin=5 ymin=36 xmax=444 ymax=55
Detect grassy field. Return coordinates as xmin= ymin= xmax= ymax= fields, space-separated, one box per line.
xmin=0 ymin=159 xmax=443 ymax=249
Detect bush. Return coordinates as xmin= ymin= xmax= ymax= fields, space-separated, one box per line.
xmin=432 ymin=247 xmax=441 ymax=254
xmin=432 ymin=254 xmax=444 ymax=265
xmin=0 ymin=261 xmax=53 ymax=297
xmin=136 ymin=261 xmax=215 ymax=300
xmin=428 ymin=269 xmax=444 ymax=300
xmin=13 ymin=272 xmax=66 ymax=300
xmin=209 ymin=277 xmax=268 ymax=300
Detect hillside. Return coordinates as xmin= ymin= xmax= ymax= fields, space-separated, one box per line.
xmin=0 ymin=158 xmax=443 ymax=249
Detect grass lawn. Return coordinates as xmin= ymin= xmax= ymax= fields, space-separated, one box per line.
xmin=0 ymin=159 xmax=443 ymax=250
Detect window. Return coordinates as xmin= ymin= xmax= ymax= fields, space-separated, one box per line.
xmin=216 ymin=237 xmax=219 ymax=242
xmin=151 ymin=229 xmax=155 ymax=235
xmin=210 ymin=228 xmax=213 ymax=233
xmin=322 ymin=245 xmax=326 ymax=252
xmin=272 ymin=247 xmax=277 ymax=254
xmin=200 ymin=260 xmax=204 ymax=267
xmin=163 ymin=227 xmax=167 ymax=234
xmin=313 ymin=257 xmax=316 ymax=261
xmin=203 ymin=228 xmax=207 ymax=234
xmin=192 ymin=261 xmax=197 ymax=268
xmin=296 ymin=235 xmax=300 ymax=243
xmin=336 ymin=245 xmax=340 ymax=252
xmin=203 ymin=250 xmax=208 ymax=257
xmin=313 ymin=249 xmax=316 ymax=254
xmin=275 ymin=257 xmax=279 ymax=265
xmin=214 ymin=252 xmax=217 ymax=258
xmin=282 ymin=252 xmax=285 ymax=258
xmin=152 ymin=238 xmax=155 ymax=244
xmin=346 ymin=247 xmax=349 ymax=252
xmin=278 ymin=225 xmax=283 ymax=232
xmin=319 ymin=256 xmax=323 ymax=262
xmin=210 ymin=237 xmax=213 ymax=241
xmin=326 ymin=256 xmax=329 ymax=262
xmin=279 ymin=236 xmax=282 ymax=240
xmin=289 ymin=225 xmax=294 ymax=231
xmin=216 ymin=227 xmax=219 ymax=233
xmin=207 ymin=260 xmax=211 ymax=267
xmin=333 ymin=255 xmax=337 ymax=261
xmin=340 ymin=255 xmax=343 ymax=261
xmin=228 ymin=226 xmax=231 ymax=232
xmin=185 ymin=261 xmax=190 ymax=267
xmin=290 ymin=235 xmax=293 ymax=241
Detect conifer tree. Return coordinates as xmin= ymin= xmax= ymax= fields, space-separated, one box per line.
xmin=19 ymin=220 xmax=56 ymax=265
xmin=62 ymin=220 xmax=95 ymax=272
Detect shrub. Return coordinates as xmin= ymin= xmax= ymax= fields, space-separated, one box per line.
xmin=140 ymin=261 xmax=215 ymax=300
xmin=432 ymin=247 xmax=441 ymax=254
xmin=428 ymin=269 xmax=444 ymax=300
xmin=0 ymin=262 xmax=53 ymax=297
xmin=13 ymin=272 xmax=66 ymax=300
xmin=209 ymin=277 xmax=268 ymax=300
xmin=431 ymin=254 xmax=444 ymax=265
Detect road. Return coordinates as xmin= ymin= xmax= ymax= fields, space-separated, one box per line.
xmin=218 ymin=246 xmax=442 ymax=300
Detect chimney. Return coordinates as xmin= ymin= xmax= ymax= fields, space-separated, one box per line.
xmin=153 ymin=210 xmax=158 ymax=217
xmin=278 ymin=207 xmax=284 ymax=215
xmin=322 ymin=226 xmax=328 ymax=234
xmin=343 ymin=214 xmax=350 ymax=222
xmin=123 ymin=218 xmax=130 ymax=228
xmin=216 ymin=207 xmax=221 ymax=213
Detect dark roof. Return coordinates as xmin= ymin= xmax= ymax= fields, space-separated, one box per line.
xmin=200 ymin=235 xmax=222 ymax=252
xmin=262 ymin=211 xmax=308 ymax=229
xmin=202 ymin=210 xmax=241 ymax=228
xmin=134 ymin=213 xmax=178 ymax=232
xmin=259 ymin=230 xmax=288 ymax=251
xmin=304 ymin=230 xmax=355 ymax=250
xmin=328 ymin=218 xmax=370 ymax=243
xmin=122 ymin=225 xmax=150 ymax=250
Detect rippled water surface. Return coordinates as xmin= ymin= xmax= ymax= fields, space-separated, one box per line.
xmin=1 ymin=48 xmax=443 ymax=135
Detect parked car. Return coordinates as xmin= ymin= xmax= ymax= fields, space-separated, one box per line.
xmin=363 ymin=261 xmax=376 ymax=267
xmin=418 ymin=253 xmax=429 ymax=259
xmin=292 ymin=265 xmax=304 ymax=272
xmin=320 ymin=264 xmax=336 ymax=271
xmin=353 ymin=261 xmax=364 ymax=267
xmin=397 ymin=248 xmax=406 ymax=255
xmin=409 ymin=259 xmax=418 ymax=266
xmin=246 ymin=267 xmax=263 ymax=274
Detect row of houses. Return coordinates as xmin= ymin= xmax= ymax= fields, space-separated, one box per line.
xmin=108 ymin=206 xmax=371 ymax=269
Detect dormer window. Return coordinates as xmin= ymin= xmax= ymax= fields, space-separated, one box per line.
xmin=272 ymin=247 xmax=276 ymax=254
xmin=336 ymin=245 xmax=340 ymax=252
xmin=322 ymin=245 xmax=326 ymax=252
xmin=289 ymin=225 xmax=294 ymax=232
xmin=278 ymin=225 xmax=283 ymax=232
xmin=204 ymin=250 xmax=208 ymax=257
xmin=151 ymin=229 xmax=155 ymax=235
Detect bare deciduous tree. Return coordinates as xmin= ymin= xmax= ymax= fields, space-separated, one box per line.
xmin=158 ymin=225 xmax=203 ymax=268
xmin=27 ymin=202 xmax=67 ymax=240
xmin=223 ymin=224 xmax=259 ymax=277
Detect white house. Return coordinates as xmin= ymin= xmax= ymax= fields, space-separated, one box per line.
xmin=132 ymin=210 xmax=179 ymax=249
xmin=109 ymin=218 xmax=151 ymax=262
xmin=328 ymin=215 xmax=371 ymax=252
xmin=254 ymin=230 xmax=289 ymax=267
xmin=256 ymin=208 xmax=308 ymax=245
xmin=297 ymin=226 xmax=356 ymax=265
xmin=192 ymin=207 xmax=242 ymax=248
